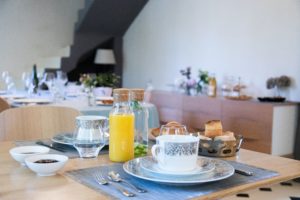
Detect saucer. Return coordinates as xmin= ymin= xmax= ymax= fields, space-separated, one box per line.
xmin=140 ymin=156 xmax=215 ymax=176
xmin=123 ymin=156 xmax=234 ymax=185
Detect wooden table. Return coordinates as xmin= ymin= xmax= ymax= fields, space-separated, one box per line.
xmin=1 ymin=141 xmax=300 ymax=200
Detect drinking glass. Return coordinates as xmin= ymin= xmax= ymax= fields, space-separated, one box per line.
xmin=1 ymin=71 xmax=9 ymax=81
xmin=5 ymin=76 xmax=16 ymax=93
xmin=21 ymin=72 xmax=31 ymax=90
xmin=56 ymin=71 xmax=68 ymax=85
xmin=42 ymin=72 xmax=55 ymax=89
xmin=55 ymin=71 xmax=68 ymax=100
xmin=73 ymin=116 xmax=108 ymax=158
xmin=159 ymin=124 xmax=188 ymax=136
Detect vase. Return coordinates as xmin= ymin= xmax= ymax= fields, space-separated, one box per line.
xmin=93 ymin=87 xmax=112 ymax=97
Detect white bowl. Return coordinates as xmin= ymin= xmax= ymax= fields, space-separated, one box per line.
xmin=25 ymin=154 xmax=68 ymax=176
xmin=9 ymin=146 xmax=50 ymax=165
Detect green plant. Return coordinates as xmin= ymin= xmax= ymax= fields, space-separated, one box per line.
xmin=80 ymin=73 xmax=120 ymax=88
xmin=197 ymin=70 xmax=209 ymax=93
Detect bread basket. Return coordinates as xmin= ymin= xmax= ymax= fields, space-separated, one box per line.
xmin=198 ymin=135 xmax=243 ymax=157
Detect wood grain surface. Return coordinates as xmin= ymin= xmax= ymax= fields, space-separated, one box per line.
xmin=1 ymin=141 xmax=300 ymax=200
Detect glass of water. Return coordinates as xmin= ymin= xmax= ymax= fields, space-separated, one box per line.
xmin=73 ymin=116 xmax=108 ymax=158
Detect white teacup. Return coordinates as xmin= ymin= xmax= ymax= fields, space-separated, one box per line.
xmin=151 ymin=135 xmax=199 ymax=172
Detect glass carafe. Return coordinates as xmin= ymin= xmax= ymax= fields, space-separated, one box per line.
xmin=109 ymin=88 xmax=134 ymax=162
xmin=130 ymin=89 xmax=149 ymax=157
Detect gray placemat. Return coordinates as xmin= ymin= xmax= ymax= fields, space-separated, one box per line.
xmin=15 ymin=140 xmax=109 ymax=159
xmin=65 ymin=160 xmax=279 ymax=200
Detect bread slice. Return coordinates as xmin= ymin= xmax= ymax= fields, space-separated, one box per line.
xmin=204 ymin=120 xmax=223 ymax=138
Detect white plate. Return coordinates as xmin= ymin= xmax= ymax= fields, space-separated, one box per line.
xmin=51 ymin=132 xmax=109 ymax=146
xmin=52 ymin=133 xmax=74 ymax=145
xmin=140 ymin=156 xmax=215 ymax=176
xmin=13 ymin=98 xmax=52 ymax=104
xmin=123 ymin=156 xmax=234 ymax=185
xmin=95 ymin=96 xmax=113 ymax=101
xmin=95 ymin=101 xmax=113 ymax=106
xmin=95 ymin=96 xmax=113 ymax=106
xmin=1 ymin=94 xmax=26 ymax=99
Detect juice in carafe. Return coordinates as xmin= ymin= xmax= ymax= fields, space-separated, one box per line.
xmin=109 ymin=88 xmax=135 ymax=162
xmin=109 ymin=114 xmax=134 ymax=162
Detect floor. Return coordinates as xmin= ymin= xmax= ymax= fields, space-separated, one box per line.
xmin=223 ymin=179 xmax=300 ymax=200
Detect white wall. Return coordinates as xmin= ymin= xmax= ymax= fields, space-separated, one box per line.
xmin=123 ymin=0 xmax=300 ymax=101
xmin=0 ymin=0 xmax=83 ymax=88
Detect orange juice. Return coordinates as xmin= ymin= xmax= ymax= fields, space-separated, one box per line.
xmin=109 ymin=114 xmax=134 ymax=162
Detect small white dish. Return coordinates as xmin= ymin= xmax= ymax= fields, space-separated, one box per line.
xmin=140 ymin=156 xmax=215 ymax=176
xmin=25 ymin=154 xmax=68 ymax=176
xmin=9 ymin=146 xmax=50 ymax=165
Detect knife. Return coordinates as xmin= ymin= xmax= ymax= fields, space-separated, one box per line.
xmin=235 ymin=168 xmax=253 ymax=176
xmin=36 ymin=141 xmax=67 ymax=152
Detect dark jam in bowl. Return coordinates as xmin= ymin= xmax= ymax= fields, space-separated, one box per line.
xmin=34 ymin=159 xmax=59 ymax=164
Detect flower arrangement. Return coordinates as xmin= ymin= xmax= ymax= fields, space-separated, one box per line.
xmin=179 ymin=67 xmax=197 ymax=95
xmin=80 ymin=73 xmax=120 ymax=88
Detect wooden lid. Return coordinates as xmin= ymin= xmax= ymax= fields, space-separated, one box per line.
xmin=130 ymin=88 xmax=144 ymax=101
xmin=113 ymin=88 xmax=129 ymax=102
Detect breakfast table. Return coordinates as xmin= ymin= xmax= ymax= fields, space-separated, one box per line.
xmin=1 ymin=141 xmax=300 ymax=200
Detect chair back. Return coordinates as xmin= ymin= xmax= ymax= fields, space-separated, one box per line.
xmin=0 ymin=97 xmax=10 ymax=113
xmin=0 ymin=106 xmax=80 ymax=141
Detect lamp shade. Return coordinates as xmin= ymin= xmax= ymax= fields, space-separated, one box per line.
xmin=94 ymin=49 xmax=116 ymax=64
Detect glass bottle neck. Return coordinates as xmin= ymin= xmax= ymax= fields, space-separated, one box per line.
xmin=111 ymin=101 xmax=132 ymax=114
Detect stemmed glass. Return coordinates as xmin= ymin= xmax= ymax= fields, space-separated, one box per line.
xmin=4 ymin=75 xmax=16 ymax=93
xmin=56 ymin=71 xmax=68 ymax=85
xmin=55 ymin=71 xmax=68 ymax=100
xmin=73 ymin=116 xmax=108 ymax=158
xmin=41 ymin=72 xmax=56 ymax=98
xmin=21 ymin=72 xmax=31 ymax=91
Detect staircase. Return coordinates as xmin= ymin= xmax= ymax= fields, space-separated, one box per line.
xmin=60 ymin=0 xmax=148 ymax=83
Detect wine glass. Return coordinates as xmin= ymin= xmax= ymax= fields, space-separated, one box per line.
xmin=1 ymin=71 xmax=9 ymax=81
xmin=55 ymin=71 xmax=68 ymax=100
xmin=56 ymin=71 xmax=68 ymax=85
xmin=5 ymin=75 xmax=16 ymax=93
xmin=73 ymin=116 xmax=108 ymax=158
xmin=42 ymin=72 xmax=56 ymax=89
xmin=21 ymin=72 xmax=31 ymax=90
xmin=40 ymin=72 xmax=57 ymax=100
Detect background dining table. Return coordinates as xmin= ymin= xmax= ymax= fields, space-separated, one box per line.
xmin=5 ymin=92 xmax=160 ymax=129
xmin=1 ymin=141 xmax=300 ymax=200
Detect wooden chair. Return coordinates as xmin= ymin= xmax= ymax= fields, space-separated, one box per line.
xmin=0 ymin=106 xmax=80 ymax=141
xmin=0 ymin=97 xmax=10 ymax=113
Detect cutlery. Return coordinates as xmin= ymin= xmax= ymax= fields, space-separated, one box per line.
xmin=94 ymin=172 xmax=135 ymax=197
xmin=235 ymin=168 xmax=253 ymax=176
xmin=108 ymin=171 xmax=147 ymax=193
xmin=36 ymin=141 xmax=67 ymax=152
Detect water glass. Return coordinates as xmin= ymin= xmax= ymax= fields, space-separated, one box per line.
xmin=73 ymin=116 xmax=108 ymax=158
xmin=159 ymin=124 xmax=188 ymax=136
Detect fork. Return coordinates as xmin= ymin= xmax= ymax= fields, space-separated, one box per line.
xmin=94 ymin=172 xmax=135 ymax=197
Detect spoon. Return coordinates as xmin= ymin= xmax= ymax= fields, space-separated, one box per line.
xmin=107 ymin=171 xmax=147 ymax=193
xmin=94 ymin=172 xmax=135 ymax=197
